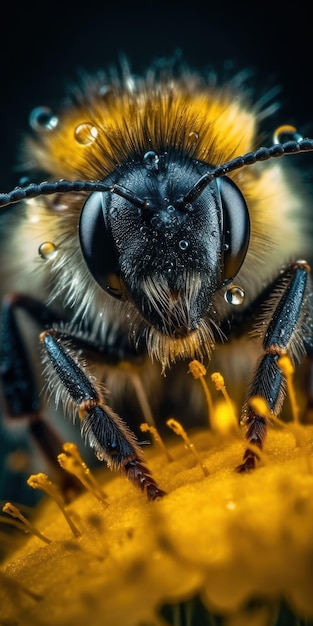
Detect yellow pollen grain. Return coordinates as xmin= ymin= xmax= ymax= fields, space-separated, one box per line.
xmin=188 ymin=359 xmax=207 ymax=379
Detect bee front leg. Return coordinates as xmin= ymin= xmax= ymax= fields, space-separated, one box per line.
xmin=237 ymin=260 xmax=312 ymax=472
xmin=40 ymin=329 xmax=166 ymax=501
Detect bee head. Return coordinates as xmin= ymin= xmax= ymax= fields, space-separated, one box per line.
xmin=78 ymin=151 xmax=250 ymax=337
xmin=1 ymin=136 xmax=312 ymax=348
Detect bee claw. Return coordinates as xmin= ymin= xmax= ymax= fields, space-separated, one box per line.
xmin=235 ymin=457 xmax=257 ymax=473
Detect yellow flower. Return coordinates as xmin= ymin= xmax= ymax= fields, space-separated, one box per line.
xmin=0 ymin=423 xmax=313 ymax=625
xmin=1 ymin=362 xmax=313 ymax=626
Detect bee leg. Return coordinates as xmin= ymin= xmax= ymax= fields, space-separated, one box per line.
xmin=236 ymin=260 xmax=311 ymax=472
xmin=40 ymin=329 xmax=166 ymax=501
xmin=0 ymin=293 xmax=82 ymax=497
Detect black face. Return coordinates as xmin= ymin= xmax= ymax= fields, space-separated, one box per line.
xmin=79 ymin=152 xmax=250 ymax=337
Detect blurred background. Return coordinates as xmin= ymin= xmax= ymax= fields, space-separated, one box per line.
xmin=0 ymin=0 xmax=312 ymax=191
xmin=0 ymin=0 xmax=312 ymax=512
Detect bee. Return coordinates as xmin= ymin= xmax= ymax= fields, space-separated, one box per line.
xmin=0 ymin=59 xmax=312 ymax=501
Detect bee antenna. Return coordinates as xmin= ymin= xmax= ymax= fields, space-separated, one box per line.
xmin=1 ymin=138 xmax=312 ymax=211
xmin=0 ymin=179 xmax=148 ymax=211
xmin=182 ymin=138 xmax=313 ymax=205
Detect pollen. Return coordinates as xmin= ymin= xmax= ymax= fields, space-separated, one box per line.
xmin=1 ymin=422 xmax=313 ymax=626
xmin=188 ymin=359 xmax=207 ymax=379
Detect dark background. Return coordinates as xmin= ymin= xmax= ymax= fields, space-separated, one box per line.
xmin=0 ymin=0 xmax=312 ymax=192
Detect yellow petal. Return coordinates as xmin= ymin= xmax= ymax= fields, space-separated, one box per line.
xmin=1 ymin=426 xmax=313 ymax=625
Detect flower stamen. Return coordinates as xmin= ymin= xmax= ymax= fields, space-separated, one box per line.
xmin=188 ymin=360 xmax=215 ymax=427
xmin=140 ymin=423 xmax=173 ymax=462
xmin=210 ymin=400 xmax=241 ymax=438
xmin=277 ymin=354 xmax=300 ymax=424
xmin=27 ymin=473 xmax=81 ymax=537
xmin=166 ymin=418 xmax=209 ymax=476
xmin=1 ymin=502 xmax=51 ymax=544
xmin=58 ymin=442 xmax=108 ymax=506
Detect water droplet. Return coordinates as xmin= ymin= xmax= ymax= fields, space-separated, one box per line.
xmin=18 ymin=176 xmax=30 ymax=187
xmin=38 ymin=241 xmax=58 ymax=260
xmin=125 ymin=77 xmax=135 ymax=92
xmin=140 ymin=225 xmax=150 ymax=241
xmin=179 ymin=239 xmax=189 ymax=250
xmin=224 ymin=285 xmax=245 ymax=306
xmin=98 ymin=84 xmax=111 ymax=98
xmin=188 ymin=130 xmax=199 ymax=143
xmin=74 ymin=123 xmax=98 ymax=145
xmin=223 ymin=243 xmax=229 ymax=252
xmin=143 ymin=151 xmax=159 ymax=171
xmin=29 ymin=106 xmax=59 ymax=132
xmin=151 ymin=215 xmax=162 ymax=228
xmin=164 ymin=260 xmax=174 ymax=273
xmin=167 ymin=205 xmax=175 ymax=213
xmin=140 ymin=225 xmax=149 ymax=234
xmin=273 ymin=125 xmax=303 ymax=145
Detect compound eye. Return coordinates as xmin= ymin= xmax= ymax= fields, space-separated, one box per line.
xmin=217 ymin=176 xmax=250 ymax=282
xmin=79 ymin=192 xmax=123 ymax=299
